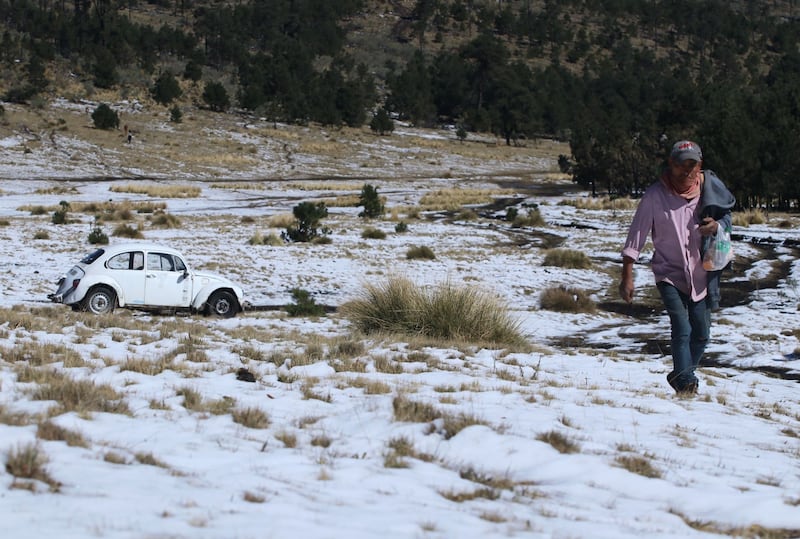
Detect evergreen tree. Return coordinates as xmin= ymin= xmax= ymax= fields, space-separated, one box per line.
xmin=151 ymin=71 xmax=182 ymax=105
xmin=370 ymin=108 xmax=394 ymax=135
xmin=203 ymin=81 xmax=230 ymax=112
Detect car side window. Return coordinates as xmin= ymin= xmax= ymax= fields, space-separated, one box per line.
xmin=147 ymin=253 xmax=178 ymax=271
xmin=173 ymin=256 xmax=187 ymax=272
xmin=107 ymin=251 xmax=145 ymax=270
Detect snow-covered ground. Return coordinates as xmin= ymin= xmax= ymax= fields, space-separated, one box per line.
xmin=1 ymin=116 xmax=799 ymax=539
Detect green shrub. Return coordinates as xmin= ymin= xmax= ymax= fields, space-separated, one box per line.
xmin=51 ymin=200 xmax=70 ymax=225
xmin=359 ymin=184 xmax=384 ymax=218
xmin=542 ymin=248 xmax=591 ymax=269
xmin=369 ymin=107 xmax=394 ymax=135
xmin=285 ymin=288 xmax=325 ymax=317
xmin=395 ymin=221 xmax=408 ymax=233
xmin=539 ymin=286 xmax=596 ymax=313
xmin=170 ymin=106 xmax=183 ymax=123
xmin=282 ymin=201 xmax=330 ymax=243
xmin=406 ymin=245 xmax=435 ymax=260
xmin=91 ymin=104 xmax=119 ymax=130
xmin=341 ymin=277 xmax=527 ymax=348
xmin=151 ymin=71 xmax=182 ymax=105
xmin=88 ymin=226 xmax=109 ymax=245
xmin=202 ymin=81 xmax=230 ymax=112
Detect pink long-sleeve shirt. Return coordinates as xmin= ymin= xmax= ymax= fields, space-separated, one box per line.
xmin=622 ymin=180 xmax=707 ymax=301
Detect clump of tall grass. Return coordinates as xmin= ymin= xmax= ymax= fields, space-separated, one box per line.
xmin=5 ymin=443 xmax=60 ymax=491
xmin=560 ymin=196 xmax=637 ymax=210
xmin=109 ymin=183 xmax=201 ymax=198
xmin=511 ymin=207 xmax=544 ymax=227
xmin=341 ymin=277 xmax=528 ymax=349
xmin=112 ymin=223 xmax=144 ymax=239
xmin=392 ymin=394 xmax=488 ymax=439
xmin=542 ymin=248 xmax=592 ymax=269
xmin=149 ymin=211 xmax=182 ymax=228
xmin=406 ymin=245 xmax=436 ymax=260
xmin=361 ymin=227 xmax=387 ymax=239
xmin=732 ymin=209 xmax=766 ymax=226
xmin=31 ymin=371 xmax=130 ymax=415
xmin=248 ymin=231 xmax=283 ymax=246
xmin=539 ymin=285 xmax=596 ymax=313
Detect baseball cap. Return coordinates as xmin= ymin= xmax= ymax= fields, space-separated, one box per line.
xmin=670 ymin=140 xmax=702 ymax=163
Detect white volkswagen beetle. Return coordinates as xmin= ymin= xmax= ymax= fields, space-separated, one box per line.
xmin=49 ymin=243 xmax=245 ymax=317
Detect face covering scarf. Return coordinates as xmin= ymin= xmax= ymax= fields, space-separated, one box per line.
xmin=662 ymin=161 xmax=702 ymax=200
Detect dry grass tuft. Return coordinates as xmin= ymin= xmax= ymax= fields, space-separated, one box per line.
xmin=341 ymin=277 xmax=528 ymax=349
xmin=405 ymin=245 xmax=436 ymax=260
xmin=31 ymin=372 xmax=130 ymax=415
xmin=419 ymin=188 xmax=511 ymax=211
xmin=732 ymin=209 xmax=766 ymax=226
xmin=539 ymin=285 xmax=597 ymax=313
xmin=392 ymin=394 xmax=488 ymax=439
xmin=561 ymin=196 xmax=637 ymax=211
xmin=110 ymin=183 xmax=202 ymax=198
xmin=615 ymin=454 xmax=661 ymax=478
xmin=5 ymin=443 xmax=60 ymax=491
xmin=537 ymin=430 xmax=580 ymax=454
xmin=36 ymin=420 xmax=89 ymax=447
xmin=232 ymin=407 xmax=270 ymax=429
xmin=542 ymin=248 xmax=592 ymax=269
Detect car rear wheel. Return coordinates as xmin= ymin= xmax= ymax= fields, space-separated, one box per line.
xmin=83 ymin=286 xmax=116 ymax=315
xmin=207 ymin=290 xmax=238 ymax=318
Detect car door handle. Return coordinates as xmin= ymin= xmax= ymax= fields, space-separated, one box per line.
xmin=146 ymin=273 xmax=157 ymax=278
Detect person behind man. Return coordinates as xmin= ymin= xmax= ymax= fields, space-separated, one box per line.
xmin=619 ymin=140 xmax=735 ymax=395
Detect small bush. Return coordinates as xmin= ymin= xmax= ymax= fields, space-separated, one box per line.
xmin=52 ymin=200 xmax=70 ymax=224
xmin=88 ymin=225 xmax=109 ymax=244
xmin=362 ymin=227 xmax=386 ymax=239
xmin=395 ymin=221 xmax=408 ymax=233
xmin=285 ymin=288 xmax=325 ymax=317
xmin=282 ymin=201 xmax=330 ymax=243
xmin=33 ymin=230 xmax=49 ymax=240
xmin=542 ymin=248 xmax=591 ymax=269
xmin=539 ymin=286 xmax=596 ymax=313
xmin=406 ymin=245 xmax=435 ymax=260
xmin=91 ymin=103 xmax=119 ymax=130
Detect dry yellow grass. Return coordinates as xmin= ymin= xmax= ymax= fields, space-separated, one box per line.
xmin=110 ymin=184 xmax=202 ymax=198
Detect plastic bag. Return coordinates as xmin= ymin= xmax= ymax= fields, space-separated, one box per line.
xmin=703 ymin=226 xmax=733 ymax=271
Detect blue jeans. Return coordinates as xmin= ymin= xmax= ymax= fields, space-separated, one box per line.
xmin=657 ymin=282 xmax=710 ymax=390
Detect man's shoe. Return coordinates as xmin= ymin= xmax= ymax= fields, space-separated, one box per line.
xmin=677 ymin=379 xmax=698 ymax=396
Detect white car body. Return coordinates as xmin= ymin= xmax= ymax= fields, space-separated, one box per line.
xmin=49 ymin=242 xmax=245 ymax=317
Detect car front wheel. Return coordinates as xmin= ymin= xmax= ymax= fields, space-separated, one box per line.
xmin=207 ymin=290 xmax=238 ymax=318
xmin=83 ymin=286 xmax=116 ymax=315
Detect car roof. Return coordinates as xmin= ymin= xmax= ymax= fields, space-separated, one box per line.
xmin=100 ymin=243 xmax=183 ymax=256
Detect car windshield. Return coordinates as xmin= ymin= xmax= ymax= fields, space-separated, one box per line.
xmin=80 ymin=248 xmax=105 ymax=265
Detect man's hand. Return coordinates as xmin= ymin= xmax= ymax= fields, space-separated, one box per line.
xmin=619 ymin=278 xmax=634 ymax=304
xmin=699 ymin=217 xmax=719 ymax=236
xmin=619 ymin=256 xmax=635 ymax=304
